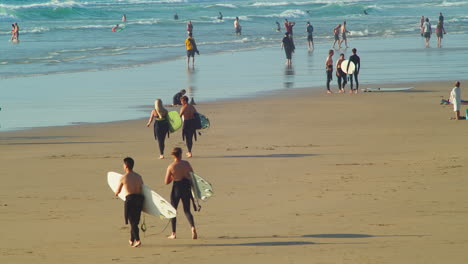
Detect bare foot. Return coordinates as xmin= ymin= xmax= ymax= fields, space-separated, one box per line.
xmin=192 ymin=228 xmax=198 ymax=240
xmin=186 ymin=152 xmax=192 ymax=158
xmin=167 ymin=233 xmax=176 ymax=239
xmin=132 ymin=241 xmax=141 ymax=247
xmin=129 ymin=240 xmax=134 ymax=246
xmin=159 ymin=155 xmax=164 ymax=159
xmin=326 ymin=90 xmax=332 ymax=94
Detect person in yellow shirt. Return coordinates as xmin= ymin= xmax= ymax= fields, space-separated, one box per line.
xmin=185 ymin=33 xmax=199 ymax=68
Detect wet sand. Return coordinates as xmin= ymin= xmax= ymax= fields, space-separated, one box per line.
xmin=1 ymin=80 xmax=467 ymax=264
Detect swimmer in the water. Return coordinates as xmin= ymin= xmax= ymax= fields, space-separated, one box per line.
xmin=174 ymin=13 xmax=179 ymax=20
xmin=218 ymin=12 xmax=223 ymax=20
xmin=112 ymin=24 xmax=119 ymax=32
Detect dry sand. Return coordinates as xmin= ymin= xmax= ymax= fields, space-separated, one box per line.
xmin=1 ymin=81 xmax=467 ymax=264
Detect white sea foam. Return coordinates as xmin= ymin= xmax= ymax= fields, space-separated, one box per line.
xmin=205 ymin=4 xmax=237 ymax=9
xmin=0 ymin=0 xmax=83 ymax=10
xmin=0 ymin=13 xmax=17 ymax=21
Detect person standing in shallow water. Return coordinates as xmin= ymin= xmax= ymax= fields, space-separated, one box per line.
xmin=165 ymin=147 xmax=198 ymax=239
xmin=281 ymin=32 xmax=295 ymax=66
xmin=146 ymin=99 xmax=170 ymax=159
xmin=180 ymin=96 xmax=198 ymax=158
xmin=421 ymin=18 xmax=432 ymax=48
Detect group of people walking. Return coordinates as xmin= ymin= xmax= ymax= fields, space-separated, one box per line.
xmin=116 ymin=91 xmax=201 ymax=247
xmin=420 ymin=12 xmax=447 ymax=48
xmin=115 ymin=147 xmax=199 ymax=247
xmin=146 ymin=94 xmax=198 ymax=159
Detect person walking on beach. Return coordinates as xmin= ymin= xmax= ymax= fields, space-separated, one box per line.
xmin=187 ymin=21 xmax=193 ymax=34
xmin=421 ymin=18 xmax=432 ymax=48
xmin=185 ymin=33 xmax=199 ymax=68
xmin=435 ymin=21 xmax=447 ymax=48
xmin=325 ymin=49 xmax=334 ymax=94
xmin=347 ymin=48 xmax=361 ymax=94
xmin=339 ymin=21 xmax=350 ymax=48
xmin=449 ymin=81 xmax=462 ymax=120
xmin=10 ymin=24 xmax=17 ymax=41
xmin=114 ymin=157 xmax=144 ymax=248
xmin=332 ymin=24 xmax=341 ymax=48
xmin=165 ymin=147 xmax=198 ymax=239
xmin=146 ymin=99 xmax=170 ymax=159
xmin=234 ymin=17 xmax=241 ymax=35
xmin=180 ymin=96 xmax=198 ymax=158
xmin=306 ymin=21 xmax=314 ymax=50
xmin=281 ymin=32 xmax=295 ymax=66
xmin=173 ymin=89 xmax=186 ymax=105
xmin=336 ymin=53 xmax=347 ymax=93
xmin=13 ymin=22 xmax=19 ymax=41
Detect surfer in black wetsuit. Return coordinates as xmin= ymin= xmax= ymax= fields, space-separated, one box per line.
xmin=146 ymin=99 xmax=170 ymax=159
xmin=115 ymin=157 xmax=144 ymax=247
xmin=347 ymin=48 xmax=361 ymax=94
xmin=165 ymin=147 xmax=198 ymax=239
xmin=172 ymin=89 xmax=186 ymax=105
xmin=180 ymin=96 xmax=198 ymax=158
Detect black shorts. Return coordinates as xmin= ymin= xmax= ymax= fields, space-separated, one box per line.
xmin=307 ymin=34 xmax=313 ymax=41
xmin=187 ymin=50 xmax=195 ymax=57
xmin=424 ymin=32 xmax=431 ymax=39
xmin=334 ymin=34 xmax=339 ymax=41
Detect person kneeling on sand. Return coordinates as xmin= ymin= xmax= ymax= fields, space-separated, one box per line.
xmin=114 ymin=157 xmax=144 ymax=247
xmin=165 ymin=147 xmax=198 ymax=239
xmin=449 ymin=81 xmax=462 ymax=120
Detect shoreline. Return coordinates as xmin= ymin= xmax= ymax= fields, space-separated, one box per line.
xmin=1 ymin=79 xmax=463 ymax=134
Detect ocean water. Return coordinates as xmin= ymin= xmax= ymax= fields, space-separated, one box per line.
xmin=1 ymin=0 xmax=468 ymax=131
xmin=1 ymin=0 xmax=467 ymax=77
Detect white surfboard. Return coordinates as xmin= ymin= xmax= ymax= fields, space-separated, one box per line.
xmin=341 ymin=60 xmax=355 ymax=74
xmin=363 ymin=87 xmax=414 ymax=92
xmin=107 ymin=171 xmax=176 ymax=219
xmin=190 ymin=172 xmax=213 ymax=201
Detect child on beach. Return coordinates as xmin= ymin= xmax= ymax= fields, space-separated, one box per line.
xmin=146 ymin=99 xmax=170 ymax=159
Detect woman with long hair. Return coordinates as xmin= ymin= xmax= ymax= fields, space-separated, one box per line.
xmin=146 ymin=99 xmax=170 ymax=159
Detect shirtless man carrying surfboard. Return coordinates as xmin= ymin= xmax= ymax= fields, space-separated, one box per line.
xmin=165 ymin=147 xmax=198 ymax=239
xmin=115 ymin=157 xmax=144 ymax=247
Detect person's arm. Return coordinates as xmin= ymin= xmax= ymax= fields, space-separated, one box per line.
xmin=180 ymin=105 xmax=186 ymax=117
xmin=146 ymin=110 xmax=155 ymax=127
xmin=346 ymin=59 xmax=350 ymax=72
xmin=115 ymin=182 xmax=123 ymax=196
xmin=357 ymin=57 xmax=361 ymax=74
xmin=164 ymin=166 xmax=174 ymax=185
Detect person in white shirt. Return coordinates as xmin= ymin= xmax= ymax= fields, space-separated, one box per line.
xmin=449 ymin=81 xmax=462 ymax=120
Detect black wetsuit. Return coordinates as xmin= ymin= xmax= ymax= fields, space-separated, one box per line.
xmin=282 ymin=36 xmax=295 ymax=60
xmin=170 ymin=178 xmax=195 ymax=232
xmin=183 ymin=119 xmax=197 ymax=152
xmin=153 ymin=116 xmax=170 ymax=155
xmin=348 ymin=54 xmax=360 ymax=91
xmin=326 ymin=64 xmax=333 ymax=91
xmin=336 ymin=61 xmax=347 ymax=90
xmin=125 ymin=194 xmax=144 ymax=242
xmin=173 ymin=92 xmax=184 ymax=105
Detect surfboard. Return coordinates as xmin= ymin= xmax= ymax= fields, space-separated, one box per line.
xmin=190 ymin=172 xmax=214 ymax=201
xmin=363 ymin=87 xmax=414 ymax=92
xmin=107 ymin=171 xmax=176 ymax=219
xmin=195 ymin=113 xmax=210 ymax=129
xmin=341 ymin=60 xmax=355 ymax=74
xmin=167 ymin=111 xmax=182 ymax=133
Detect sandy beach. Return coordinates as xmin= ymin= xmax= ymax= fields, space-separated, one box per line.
xmin=1 ymin=79 xmax=467 ymax=263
